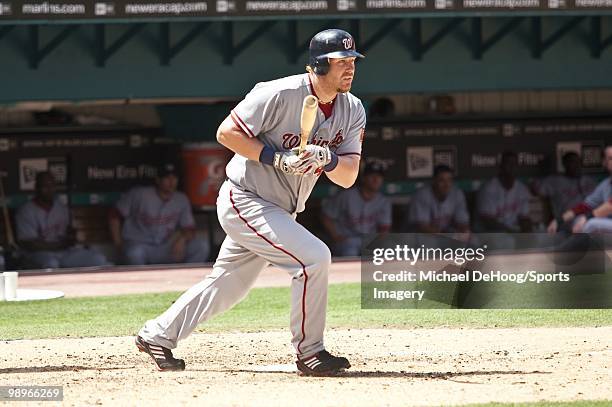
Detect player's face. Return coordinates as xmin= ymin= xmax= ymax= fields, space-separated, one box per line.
xmin=604 ymin=147 xmax=612 ymax=173
xmin=500 ymin=155 xmax=518 ymax=177
xmin=563 ymin=154 xmax=580 ymax=176
xmin=36 ymin=174 xmax=56 ymax=202
xmin=433 ymin=172 xmax=453 ymax=198
xmin=326 ymin=57 xmax=356 ymax=93
xmin=362 ymin=173 xmax=383 ymax=192
xmin=157 ymin=174 xmax=178 ymax=194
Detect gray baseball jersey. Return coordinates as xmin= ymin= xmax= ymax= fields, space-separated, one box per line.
xmin=139 ymin=73 xmax=367 ymax=360
xmin=322 ymin=187 xmax=391 ymax=235
xmin=477 ymin=178 xmax=531 ymax=231
xmin=16 ymin=198 xmax=109 ymax=268
xmin=16 ymin=198 xmax=69 ymax=243
xmin=116 ymin=186 xmax=195 ymax=245
xmin=408 ymin=185 xmax=469 ymax=231
xmin=534 ymin=175 xmax=596 ymax=218
xmin=571 ymin=176 xmax=612 ymax=233
xmin=582 ymin=176 xmax=612 ymax=210
xmin=227 ymin=73 xmax=366 ymax=214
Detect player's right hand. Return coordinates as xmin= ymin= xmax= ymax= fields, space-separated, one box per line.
xmin=291 ymin=145 xmax=332 ymax=175
xmin=172 ymin=237 xmax=187 ymax=262
xmin=547 ymin=219 xmax=558 ymax=234
xmin=273 ymin=151 xmax=304 ymax=175
xmin=572 ymin=215 xmax=587 ymax=233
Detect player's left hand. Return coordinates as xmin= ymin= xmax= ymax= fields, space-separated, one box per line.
xmin=291 ymin=145 xmax=332 ymax=175
xmin=547 ymin=219 xmax=558 ymax=234
xmin=172 ymin=237 xmax=187 ymax=262
xmin=572 ymin=215 xmax=587 ymax=233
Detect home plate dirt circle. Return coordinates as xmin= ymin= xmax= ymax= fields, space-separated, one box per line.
xmin=1 ymin=327 xmax=610 ymax=406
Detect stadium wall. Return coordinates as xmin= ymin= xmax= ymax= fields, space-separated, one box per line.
xmin=0 ymin=18 xmax=611 ymax=103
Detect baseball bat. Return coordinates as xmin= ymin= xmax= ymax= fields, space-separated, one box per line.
xmin=299 ymin=95 xmax=319 ymax=154
xmin=0 ymin=174 xmax=17 ymax=249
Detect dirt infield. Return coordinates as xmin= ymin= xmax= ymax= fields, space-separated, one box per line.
xmin=1 ymin=327 xmax=610 ymax=406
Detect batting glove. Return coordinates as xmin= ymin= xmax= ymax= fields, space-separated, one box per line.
xmin=273 ymin=151 xmax=304 ymax=175
xmin=291 ymin=145 xmax=332 ymax=175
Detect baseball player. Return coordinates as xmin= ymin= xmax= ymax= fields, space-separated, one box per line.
xmin=476 ymin=151 xmax=533 ymax=233
xmin=533 ymin=151 xmax=596 ymax=234
xmin=16 ymin=172 xmax=109 ymax=269
xmin=135 ymin=29 xmax=366 ymax=376
xmin=557 ymin=146 xmax=612 ymax=233
xmin=321 ymin=161 xmax=391 ymax=256
xmin=109 ymin=163 xmax=209 ymax=265
xmin=407 ymin=165 xmax=470 ymax=234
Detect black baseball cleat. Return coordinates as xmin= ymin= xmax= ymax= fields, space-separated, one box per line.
xmin=296 ymin=350 xmax=351 ymax=376
xmin=135 ymin=335 xmax=185 ymax=371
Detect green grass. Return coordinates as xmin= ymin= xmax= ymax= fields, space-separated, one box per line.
xmin=463 ymin=402 xmax=611 ymax=407
xmin=0 ymin=283 xmax=610 ymax=340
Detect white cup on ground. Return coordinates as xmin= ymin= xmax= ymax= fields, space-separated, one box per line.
xmin=4 ymin=271 xmax=18 ymax=300
xmin=0 ymin=273 xmax=5 ymax=301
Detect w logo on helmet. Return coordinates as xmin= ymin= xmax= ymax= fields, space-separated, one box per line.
xmin=342 ymin=38 xmax=353 ymax=50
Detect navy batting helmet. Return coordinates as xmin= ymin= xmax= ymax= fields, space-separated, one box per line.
xmin=308 ymin=29 xmax=364 ymax=76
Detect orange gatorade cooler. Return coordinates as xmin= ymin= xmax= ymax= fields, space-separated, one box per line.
xmin=181 ymin=143 xmax=232 ymax=206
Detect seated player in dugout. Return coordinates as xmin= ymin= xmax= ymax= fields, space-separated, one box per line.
xmin=475 ymin=150 xmax=534 ymax=233
xmin=556 ymin=145 xmax=612 ymax=234
xmin=320 ymin=161 xmax=392 ymax=256
xmin=108 ymin=163 xmax=209 ymax=265
xmin=16 ymin=171 xmax=109 ymax=269
xmin=531 ymin=151 xmax=596 ymax=234
xmin=406 ymin=164 xmax=470 ymax=234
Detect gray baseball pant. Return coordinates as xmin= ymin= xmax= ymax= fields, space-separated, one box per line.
xmin=139 ymin=180 xmax=330 ymax=358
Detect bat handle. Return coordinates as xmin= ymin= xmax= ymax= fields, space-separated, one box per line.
xmin=298 ymin=136 xmax=308 ymax=154
xmin=299 ymin=95 xmax=318 ymax=155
